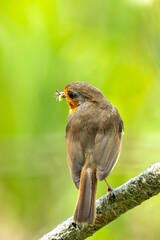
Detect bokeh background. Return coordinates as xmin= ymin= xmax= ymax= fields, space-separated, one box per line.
xmin=0 ymin=0 xmax=160 ymax=239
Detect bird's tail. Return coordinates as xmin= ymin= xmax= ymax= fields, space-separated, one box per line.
xmin=73 ymin=166 xmax=97 ymax=226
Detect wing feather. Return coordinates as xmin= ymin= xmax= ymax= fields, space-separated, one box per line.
xmin=66 ymin=138 xmax=84 ymax=189
xmin=93 ymin=129 xmax=122 ymax=181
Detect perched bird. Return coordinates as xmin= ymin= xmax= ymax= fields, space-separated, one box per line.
xmin=56 ymin=82 xmax=124 ymax=226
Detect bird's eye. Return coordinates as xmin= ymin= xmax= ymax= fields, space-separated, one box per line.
xmin=68 ymin=92 xmax=74 ymax=99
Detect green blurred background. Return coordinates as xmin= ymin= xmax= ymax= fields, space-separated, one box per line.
xmin=0 ymin=0 xmax=160 ymax=239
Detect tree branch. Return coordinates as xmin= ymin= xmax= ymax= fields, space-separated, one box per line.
xmin=40 ymin=163 xmax=160 ymax=240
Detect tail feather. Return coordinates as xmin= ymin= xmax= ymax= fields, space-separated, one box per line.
xmin=73 ymin=167 xmax=97 ymax=226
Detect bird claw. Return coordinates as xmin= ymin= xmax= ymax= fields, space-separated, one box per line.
xmin=104 ymin=179 xmax=114 ymax=199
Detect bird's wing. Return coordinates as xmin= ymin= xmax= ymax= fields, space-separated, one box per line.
xmin=93 ymin=127 xmax=122 ymax=181
xmin=66 ymin=138 xmax=85 ymax=189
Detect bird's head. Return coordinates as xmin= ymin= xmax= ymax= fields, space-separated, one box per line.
xmin=56 ymin=82 xmax=104 ymax=114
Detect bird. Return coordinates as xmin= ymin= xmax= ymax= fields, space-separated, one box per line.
xmin=56 ymin=82 xmax=124 ymax=226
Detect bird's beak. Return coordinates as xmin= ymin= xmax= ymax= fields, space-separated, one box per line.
xmin=56 ymin=90 xmax=66 ymax=102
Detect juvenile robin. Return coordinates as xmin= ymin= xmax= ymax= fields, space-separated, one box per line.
xmin=56 ymin=82 xmax=124 ymax=226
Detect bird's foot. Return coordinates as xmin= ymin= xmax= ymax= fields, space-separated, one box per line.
xmin=105 ymin=179 xmax=114 ymax=199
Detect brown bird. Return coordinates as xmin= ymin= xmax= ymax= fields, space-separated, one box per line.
xmin=56 ymin=82 xmax=124 ymax=226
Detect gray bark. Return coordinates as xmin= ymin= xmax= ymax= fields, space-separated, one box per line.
xmin=40 ymin=162 xmax=160 ymax=240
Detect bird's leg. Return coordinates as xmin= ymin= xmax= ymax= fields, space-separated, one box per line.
xmin=105 ymin=179 xmax=113 ymax=192
xmin=104 ymin=179 xmax=113 ymax=199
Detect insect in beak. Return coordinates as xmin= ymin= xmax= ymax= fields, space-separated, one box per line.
xmin=56 ymin=90 xmax=66 ymax=102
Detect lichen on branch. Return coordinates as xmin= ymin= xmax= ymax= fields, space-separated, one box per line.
xmin=40 ymin=163 xmax=160 ymax=240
